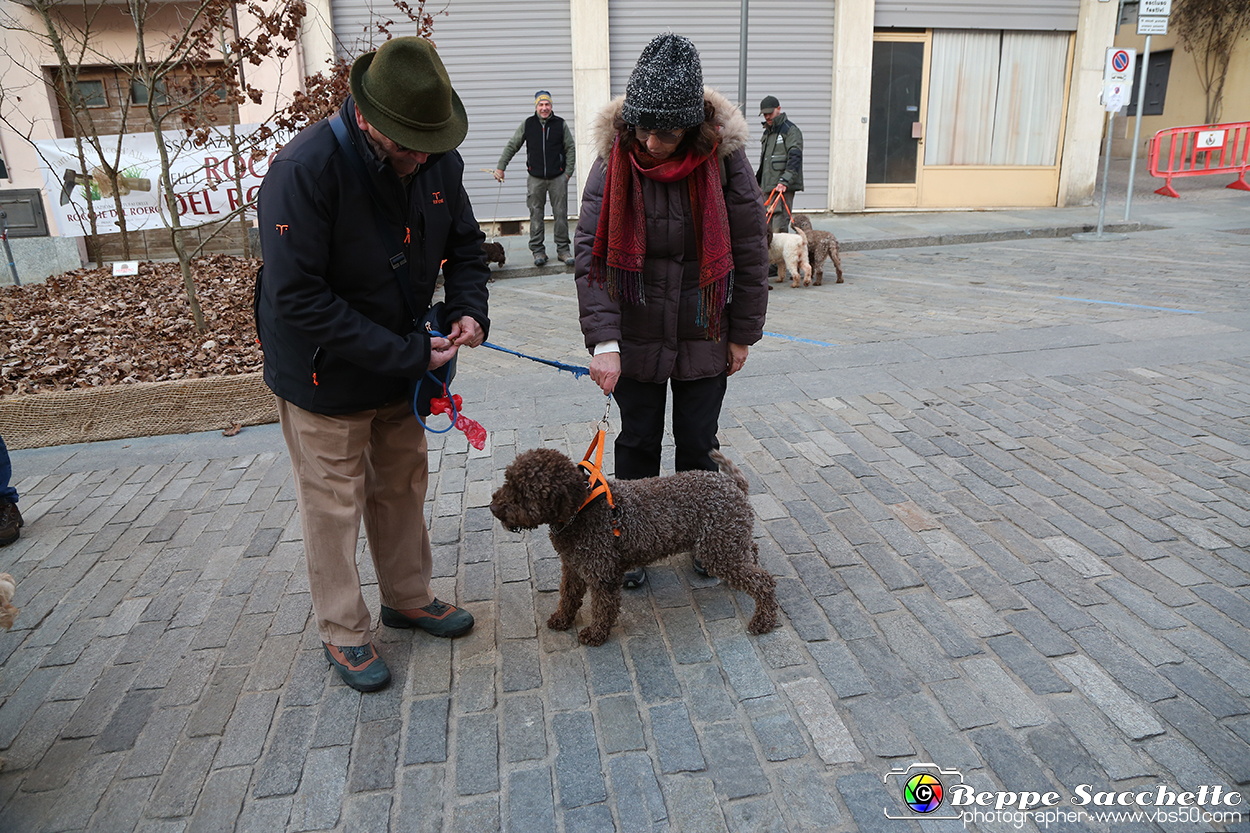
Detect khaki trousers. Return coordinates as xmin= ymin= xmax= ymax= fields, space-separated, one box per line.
xmin=277 ymin=397 xmax=435 ymax=646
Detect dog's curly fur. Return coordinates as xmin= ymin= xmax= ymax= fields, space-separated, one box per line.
xmin=790 ymin=214 xmax=843 ymax=285
xmin=766 ymin=228 xmax=812 ymax=288
xmin=491 ymin=448 xmax=779 ymax=646
xmin=482 ymin=241 xmax=506 ymax=268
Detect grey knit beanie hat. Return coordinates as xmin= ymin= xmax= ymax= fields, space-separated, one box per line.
xmin=621 ymin=34 xmax=705 ymax=130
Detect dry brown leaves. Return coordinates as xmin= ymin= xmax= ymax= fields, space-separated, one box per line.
xmin=0 ymin=255 xmax=264 ymax=397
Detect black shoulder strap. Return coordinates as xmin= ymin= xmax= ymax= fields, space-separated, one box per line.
xmin=329 ymin=113 xmax=421 ymax=326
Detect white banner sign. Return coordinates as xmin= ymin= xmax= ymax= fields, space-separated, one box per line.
xmin=34 ymin=123 xmax=294 ymax=237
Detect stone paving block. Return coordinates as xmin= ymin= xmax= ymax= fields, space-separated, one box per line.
xmin=837 ymin=770 xmax=920 ymax=832
xmin=1153 ymin=697 xmax=1250 ymax=784
xmin=1192 ymin=584 xmax=1250 ymax=629
xmin=456 ymin=713 xmax=499 ymax=796
xmin=94 ymin=687 xmax=161 ymax=754
xmin=956 ymin=565 xmax=1028 ymax=611
xmin=771 ymin=763 xmax=843 ymax=830
xmin=148 ymin=735 xmax=220 ymax=816
xmin=1054 ymin=655 xmax=1165 ymax=741
xmin=661 ymin=776 xmax=730 ymax=833
xmin=627 ymin=635 xmax=681 ymax=703
xmin=186 ymin=766 xmax=251 ymax=833
xmin=1027 ymin=721 xmax=1114 ymax=799
xmin=562 ymin=802 xmax=616 ymax=832
xmin=1050 ymin=696 xmax=1154 ymax=781
xmin=649 ymin=702 xmax=705 ymax=774
xmin=806 ymin=641 xmax=873 ymax=699
xmin=502 ymin=695 xmax=547 ymax=760
xmin=1163 ymin=628 xmax=1250 ymax=696
xmin=1179 ymin=604 xmax=1250 ymax=663
xmin=500 ymin=638 xmax=541 ymax=694
xmin=701 ymin=721 xmax=771 ymax=799
xmin=946 ymin=595 xmax=1012 ymax=638
xmin=508 ymin=767 xmax=557 ymax=832
xmin=1004 ymin=610 xmax=1078 ymax=657
xmin=847 ymin=694 xmax=917 ymax=758
xmin=660 ymin=607 xmax=713 ymax=665
xmin=41 ymin=750 xmax=123 ymax=832
xmin=987 ymin=634 xmax=1072 ymax=695
xmin=543 ymin=650 xmax=590 ymax=711
xmin=929 ymin=678 xmax=996 ymax=731
xmin=586 ymin=641 xmax=632 ymax=696
xmin=896 ymin=692 xmax=984 ymax=772
xmin=342 ymin=793 xmax=392 ymax=833
xmin=773 ymin=578 xmax=832 ymax=643
xmin=899 ymin=592 xmax=983 ymax=659
xmin=961 ymin=657 xmax=1048 ymax=728
xmin=595 ymin=695 xmax=644 ymax=754
xmin=552 ymin=711 xmax=606 ymax=806
xmin=253 ymin=706 xmax=314 ymax=798
xmin=709 ymin=626 xmax=775 ymax=701
xmin=780 ymin=678 xmax=862 ymax=765
xmin=677 ymin=663 xmax=738 ymax=725
xmin=395 ymin=766 xmax=444 ymax=833
xmin=969 ymin=725 xmax=1058 ymax=795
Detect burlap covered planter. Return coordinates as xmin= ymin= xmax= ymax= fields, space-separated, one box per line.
xmin=0 ymin=373 xmax=277 ymax=450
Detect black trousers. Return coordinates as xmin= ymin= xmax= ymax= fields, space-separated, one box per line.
xmin=613 ymin=374 xmax=728 ymax=481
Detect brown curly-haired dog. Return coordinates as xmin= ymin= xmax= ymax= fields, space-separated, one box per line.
xmin=790 ymin=214 xmax=843 ymax=285
xmin=490 ymin=447 xmax=779 ymax=646
xmin=482 ymin=241 xmax=506 ymax=267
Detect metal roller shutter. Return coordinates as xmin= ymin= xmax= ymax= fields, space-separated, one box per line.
xmin=875 ymin=0 xmax=1080 ymax=31
xmin=607 ymin=0 xmax=834 ymax=212
xmin=332 ymin=0 xmax=575 ymax=228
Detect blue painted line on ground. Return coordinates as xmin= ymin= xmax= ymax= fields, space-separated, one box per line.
xmin=1055 ymin=297 xmax=1204 ymax=314
xmin=764 ymin=331 xmax=839 ymax=347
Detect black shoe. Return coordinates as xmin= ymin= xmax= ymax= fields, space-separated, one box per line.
xmin=533 ymin=254 xmax=549 ymax=267
xmin=324 ymin=642 xmax=391 ymax=692
xmin=767 ymin=265 xmax=778 ymax=278
xmin=0 ymin=501 xmax=21 ymax=548
xmin=623 ymin=568 xmax=646 ymax=589
xmin=692 ymin=557 xmax=709 ymax=577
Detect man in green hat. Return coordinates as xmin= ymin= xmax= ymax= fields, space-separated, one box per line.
xmin=256 ymin=37 xmax=491 ymax=692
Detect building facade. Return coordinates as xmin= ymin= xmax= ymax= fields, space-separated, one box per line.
xmin=0 ymin=0 xmax=1126 ymax=278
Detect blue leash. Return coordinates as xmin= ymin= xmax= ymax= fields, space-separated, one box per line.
xmin=414 ymin=329 xmax=459 ymax=433
xmin=482 ymin=342 xmax=591 ymax=379
xmin=414 ymin=339 xmax=593 ymax=432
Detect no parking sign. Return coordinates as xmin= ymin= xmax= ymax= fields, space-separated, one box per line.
xmin=1102 ymin=48 xmax=1136 ymax=112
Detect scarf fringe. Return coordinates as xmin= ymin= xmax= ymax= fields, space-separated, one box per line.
xmin=696 ymin=268 xmax=734 ymax=338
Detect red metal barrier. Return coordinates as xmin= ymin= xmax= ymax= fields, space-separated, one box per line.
xmin=1148 ymin=121 xmax=1250 ymax=198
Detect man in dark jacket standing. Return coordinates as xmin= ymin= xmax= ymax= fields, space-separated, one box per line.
xmin=255 ymin=37 xmax=490 ymax=692
xmin=756 ymin=95 xmax=803 ymax=233
xmin=494 ymin=91 xmax=576 ymax=267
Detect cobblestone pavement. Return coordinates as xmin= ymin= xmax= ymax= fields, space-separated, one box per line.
xmin=3 ymin=184 xmax=1250 ymax=832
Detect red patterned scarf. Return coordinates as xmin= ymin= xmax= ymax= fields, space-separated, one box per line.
xmin=590 ymin=135 xmax=735 ymax=339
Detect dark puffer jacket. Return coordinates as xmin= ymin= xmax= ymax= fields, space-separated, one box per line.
xmin=255 ymin=97 xmax=491 ymax=415
xmin=574 ymin=88 xmax=769 ymax=384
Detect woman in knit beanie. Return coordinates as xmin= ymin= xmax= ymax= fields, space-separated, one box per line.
xmin=573 ymin=33 xmax=769 ymax=588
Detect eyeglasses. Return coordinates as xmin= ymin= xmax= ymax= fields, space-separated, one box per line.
xmin=633 ymin=126 xmax=686 ymax=144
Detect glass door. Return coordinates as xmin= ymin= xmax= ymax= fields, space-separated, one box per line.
xmin=866 ymin=32 xmax=929 ymax=208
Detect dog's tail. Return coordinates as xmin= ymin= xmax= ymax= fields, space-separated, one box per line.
xmin=709 ymin=450 xmax=749 ymax=495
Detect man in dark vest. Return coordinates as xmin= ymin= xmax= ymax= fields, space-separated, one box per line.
xmin=494 ymin=91 xmax=577 ymax=267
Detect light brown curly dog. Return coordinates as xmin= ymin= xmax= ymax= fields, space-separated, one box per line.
xmin=791 ymin=214 xmax=843 ymax=285
xmin=490 ymin=447 xmax=779 ymax=646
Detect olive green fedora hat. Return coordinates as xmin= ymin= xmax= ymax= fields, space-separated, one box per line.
xmin=350 ymin=37 xmax=468 ymax=154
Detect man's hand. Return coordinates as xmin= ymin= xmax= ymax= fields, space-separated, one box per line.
xmin=493 ymin=169 xmax=505 ymax=183
xmin=775 ymin=183 xmax=787 ymax=194
xmin=589 ymin=352 xmax=621 ymax=395
xmin=448 ymin=316 xmax=485 ymax=348
xmin=428 ymin=336 xmax=457 ymax=371
xmin=727 ymin=343 xmax=749 ymax=376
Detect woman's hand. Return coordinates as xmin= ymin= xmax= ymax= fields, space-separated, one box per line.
xmin=590 ymin=352 xmax=621 ymax=395
xmin=727 ymin=343 xmax=749 ymax=376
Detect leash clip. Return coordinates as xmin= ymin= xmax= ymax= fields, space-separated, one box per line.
xmin=599 ymin=393 xmax=613 ymax=434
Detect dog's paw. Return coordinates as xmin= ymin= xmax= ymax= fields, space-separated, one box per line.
xmin=577 ymin=626 xmax=609 ymax=646
xmin=547 ymin=613 xmax=574 ymax=631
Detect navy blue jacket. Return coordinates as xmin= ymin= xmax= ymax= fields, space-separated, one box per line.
xmin=255 ymin=98 xmax=490 ymax=415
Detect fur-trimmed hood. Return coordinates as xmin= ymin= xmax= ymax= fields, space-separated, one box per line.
xmin=589 ymin=87 xmax=750 ymax=162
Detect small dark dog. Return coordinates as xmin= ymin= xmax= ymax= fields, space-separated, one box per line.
xmin=490 ymin=447 xmax=779 ymax=646
xmin=483 ymin=241 xmax=506 ymax=268
xmin=791 ymin=214 xmax=843 ymax=285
